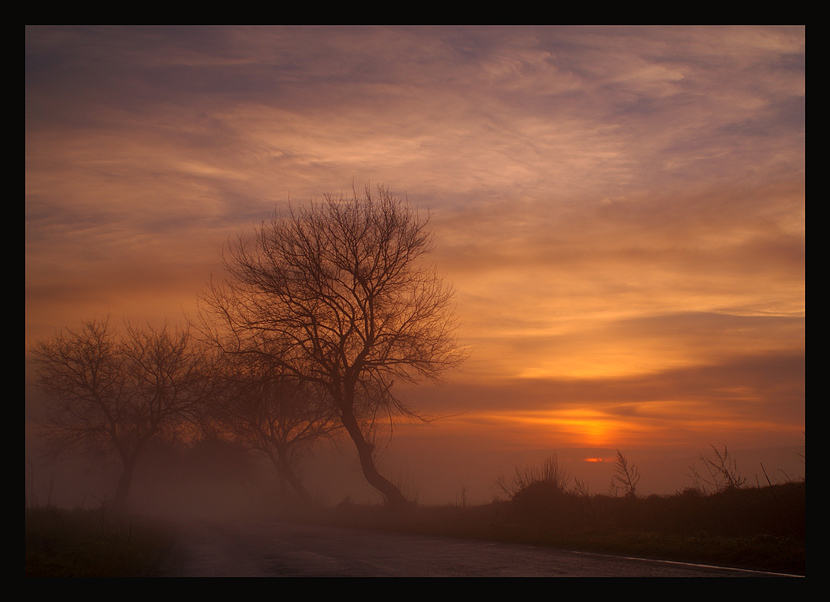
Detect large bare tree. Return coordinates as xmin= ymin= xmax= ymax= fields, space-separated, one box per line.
xmin=201 ymin=185 xmax=465 ymax=506
xmin=31 ymin=318 xmax=218 ymax=514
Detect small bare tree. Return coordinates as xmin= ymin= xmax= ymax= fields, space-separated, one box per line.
xmin=200 ymin=185 xmax=465 ymax=506
xmin=208 ymin=353 xmax=340 ymax=504
xmin=31 ymin=318 xmax=218 ymax=514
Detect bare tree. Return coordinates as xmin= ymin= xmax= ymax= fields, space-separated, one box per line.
xmin=200 ymin=184 xmax=465 ymax=506
xmin=31 ymin=318 xmax=218 ymax=514
xmin=208 ymin=353 xmax=340 ymax=504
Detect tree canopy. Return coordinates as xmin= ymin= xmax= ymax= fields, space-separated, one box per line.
xmin=31 ymin=318 xmax=218 ymax=513
xmin=201 ymin=185 xmax=465 ymax=505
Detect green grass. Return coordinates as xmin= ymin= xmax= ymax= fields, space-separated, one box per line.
xmin=25 ymin=506 xmax=173 ymax=577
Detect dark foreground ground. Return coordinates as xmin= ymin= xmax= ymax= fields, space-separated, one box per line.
xmin=311 ymin=482 xmax=804 ymax=577
xmin=25 ymin=481 xmax=804 ymax=577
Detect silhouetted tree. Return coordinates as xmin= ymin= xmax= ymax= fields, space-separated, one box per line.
xmin=31 ymin=318 xmax=218 ymax=514
xmin=200 ymin=184 xmax=465 ymax=506
xmin=207 ymin=353 xmax=339 ymax=504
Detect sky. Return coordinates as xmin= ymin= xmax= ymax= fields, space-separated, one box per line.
xmin=25 ymin=26 xmax=804 ymax=505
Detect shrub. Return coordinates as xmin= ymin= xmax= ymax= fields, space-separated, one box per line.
xmin=494 ymin=454 xmax=572 ymax=500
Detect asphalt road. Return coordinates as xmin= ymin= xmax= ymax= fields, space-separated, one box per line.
xmin=155 ymin=518 xmax=791 ymax=577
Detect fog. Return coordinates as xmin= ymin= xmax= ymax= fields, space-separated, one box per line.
xmin=24 ymin=352 xmax=804 ymax=518
xmin=25 ymin=406 xmax=805 ymax=519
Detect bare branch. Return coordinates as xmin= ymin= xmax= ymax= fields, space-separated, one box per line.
xmin=31 ymin=318 xmax=217 ymax=513
xmin=199 ymin=184 xmax=466 ymax=506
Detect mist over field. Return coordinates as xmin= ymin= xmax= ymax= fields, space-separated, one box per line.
xmin=25 ymin=416 xmax=804 ymax=514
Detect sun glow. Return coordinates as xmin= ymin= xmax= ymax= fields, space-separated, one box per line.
xmin=514 ymin=340 xmax=712 ymax=381
xmin=471 ymin=408 xmax=638 ymax=449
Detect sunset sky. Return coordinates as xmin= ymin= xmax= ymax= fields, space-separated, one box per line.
xmin=25 ymin=26 xmax=804 ymax=504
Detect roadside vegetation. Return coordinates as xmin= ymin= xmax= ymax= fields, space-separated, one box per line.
xmin=322 ymin=453 xmax=805 ymax=576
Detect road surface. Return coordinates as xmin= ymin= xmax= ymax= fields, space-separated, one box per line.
xmin=154 ymin=518 xmax=792 ymax=577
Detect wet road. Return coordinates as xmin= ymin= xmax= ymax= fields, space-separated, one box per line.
xmin=155 ymin=518 xmax=790 ymax=577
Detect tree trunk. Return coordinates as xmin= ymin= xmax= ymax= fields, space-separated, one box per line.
xmin=276 ymin=449 xmax=313 ymax=505
xmin=340 ymin=410 xmax=408 ymax=508
xmin=113 ymin=454 xmax=138 ymax=516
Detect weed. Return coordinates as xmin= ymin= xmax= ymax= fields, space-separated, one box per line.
xmin=610 ymin=449 xmax=640 ymax=498
xmin=689 ymin=444 xmax=746 ymax=494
